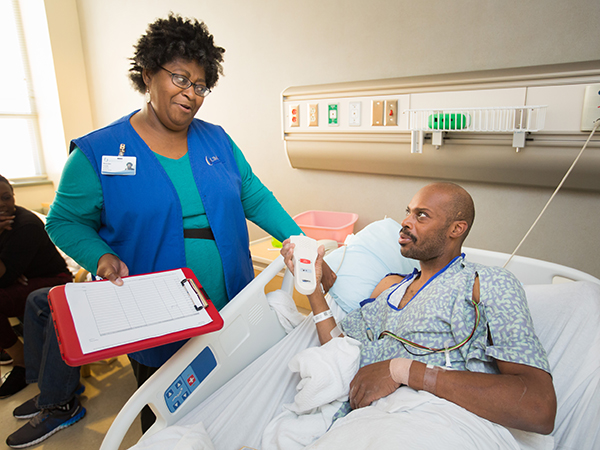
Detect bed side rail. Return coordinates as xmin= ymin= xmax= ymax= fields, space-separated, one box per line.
xmin=463 ymin=247 xmax=600 ymax=285
xmin=100 ymin=256 xmax=291 ymax=450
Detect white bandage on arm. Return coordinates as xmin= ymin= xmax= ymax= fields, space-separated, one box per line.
xmin=330 ymin=325 xmax=344 ymax=339
xmin=389 ymin=358 xmax=413 ymax=386
xmin=313 ymin=309 xmax=333 ymax=323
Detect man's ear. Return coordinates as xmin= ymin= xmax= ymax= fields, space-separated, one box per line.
xmin=449 ymin=220 xmax=468 ymax=240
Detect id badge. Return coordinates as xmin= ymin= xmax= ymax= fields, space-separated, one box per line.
xmin=101 ymin=156 xmax=137 ymax=176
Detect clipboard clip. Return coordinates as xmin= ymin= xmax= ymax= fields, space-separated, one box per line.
xmin=181 ymin=278 xmax=210 ymax=311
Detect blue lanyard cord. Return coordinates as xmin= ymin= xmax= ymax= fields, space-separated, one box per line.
xmin=385 ymin=253 xmax=465 ymax=310
xmin=379 ymin=254 xmax=480 ymax=355
xmin=385 ymin=269 xmax=418 ymax=309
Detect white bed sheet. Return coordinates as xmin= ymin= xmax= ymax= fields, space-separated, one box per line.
xmin=524 ymin=282 xmax=600 ymax=450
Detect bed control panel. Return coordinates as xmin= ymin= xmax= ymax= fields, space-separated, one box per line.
xmin=164 ymin=346 xmax=217 ymax=413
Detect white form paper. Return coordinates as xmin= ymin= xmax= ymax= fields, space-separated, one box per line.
xmin=64 ymin=269 xmax=212 ymax=354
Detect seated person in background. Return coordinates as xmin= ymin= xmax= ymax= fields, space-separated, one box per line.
xmin=5 ymin=287 xmax=85 ymax=449
xmin=0 ymin=175 xmax=72 ymax=399
xmin=282 ymin=182 xmax=557 ymax=439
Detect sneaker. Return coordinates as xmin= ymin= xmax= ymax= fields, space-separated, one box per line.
xmin=13 ymin=384 xmax=86 ymax=420
xmin=0 ymin=366 xmax=27 ymax=399
xmin=6 ymin=397 xmax=86 ymax=448
xmin=0 ymin=350 xmax=13 ymax=365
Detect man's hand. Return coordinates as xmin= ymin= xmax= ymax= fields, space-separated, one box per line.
xmin=97 ymin=253 xmax=129 ymax=286
xmin=17 ymin=274 xmax=28 ymax=286
xmin=281 ymin=238 xmax=335 ymax=292
xmin=282 ymin=238 xmax=338 ymax=344
xmin=349 ymin=360 xmax=401 ymax=409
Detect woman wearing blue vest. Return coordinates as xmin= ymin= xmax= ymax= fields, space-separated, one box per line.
xmin=7 ymin=14 xmax=334 ymax=448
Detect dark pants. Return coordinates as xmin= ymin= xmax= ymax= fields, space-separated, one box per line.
xmin=127 ymin=356 xmax=159 ymax=433
xmin=0 ymin=273 xmax=72 ymax=349
xmin=24 ymin=287 xmax=81 ymax=408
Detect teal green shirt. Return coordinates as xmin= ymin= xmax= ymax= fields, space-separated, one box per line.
xmin=47 ymin=136 xmax=301 ymax=310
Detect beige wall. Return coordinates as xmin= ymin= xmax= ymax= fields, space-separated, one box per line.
xmin=43 ymin=0 xmax=94 ymax=165
xmin=14 ymin=183 xmax=56 ymax=213
xmin=58 ymin=0 xmax=600 ymax=277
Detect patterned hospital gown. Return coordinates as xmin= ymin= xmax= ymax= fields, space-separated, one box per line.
xmin=334 ymin=254 xmax=550 ymax=419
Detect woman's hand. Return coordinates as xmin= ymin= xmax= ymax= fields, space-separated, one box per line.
xmin=97 ymin=253 xmax=129 ymax=286
xmin=281 ymin=238 xmax=326 ymax=287
xmin=0 ymin=213 xmax=15 ymax=233
xmin=281 ymin=238 xmax=296 ymax=274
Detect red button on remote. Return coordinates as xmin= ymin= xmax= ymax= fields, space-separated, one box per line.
xmin=300 ymin=259 xmax=311 ymax=264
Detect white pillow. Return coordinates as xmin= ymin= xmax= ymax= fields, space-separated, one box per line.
xmin=324 ymin=218 xmax=420 ymax=313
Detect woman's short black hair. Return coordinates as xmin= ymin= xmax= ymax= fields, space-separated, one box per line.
xmin=0 ymin=175 xmax=13 ymax=192
xmin=129 ymin=14 xmax=225 ymax=93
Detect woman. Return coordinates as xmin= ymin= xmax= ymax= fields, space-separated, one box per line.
xmin=8 ymin=15 xmax=333 ymax=446
xmin=0 ymin=175 xmax=72 ymax=399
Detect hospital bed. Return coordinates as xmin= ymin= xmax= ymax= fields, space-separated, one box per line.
xmin=100 ymin=218 xmax=600 ymax=450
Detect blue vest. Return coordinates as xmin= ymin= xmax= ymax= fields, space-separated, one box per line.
xmin=72 ymin=112 xmax=254 ymax=366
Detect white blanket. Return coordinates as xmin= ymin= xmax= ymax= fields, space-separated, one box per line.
xmin=307 ymin=388 xmax=527 ymax=450
xmin=262 ymin=337 xmax=361 ymax=450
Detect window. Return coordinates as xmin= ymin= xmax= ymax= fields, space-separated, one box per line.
xmin=0 ymin=0 xmax=45 ymax=180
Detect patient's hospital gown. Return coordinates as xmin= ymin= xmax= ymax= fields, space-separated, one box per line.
xmin=336 ymin=254 xmax=551 ymax=417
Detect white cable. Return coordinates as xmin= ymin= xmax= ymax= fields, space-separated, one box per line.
xmin=503 ymin=119 xmax=600 ymax=268
xmin=335 ymin=244 xmax=348 ymax=273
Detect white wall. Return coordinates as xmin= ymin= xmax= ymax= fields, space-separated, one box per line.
xmin=63 ymin=0 xmax=600 ymax=277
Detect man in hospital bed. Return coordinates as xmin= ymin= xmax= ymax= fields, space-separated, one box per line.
xmin=280 ymin=182 xmax=556 ymax=447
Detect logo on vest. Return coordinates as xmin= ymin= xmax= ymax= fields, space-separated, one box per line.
xmin=205 ymin=156 xmax=220 ymax=166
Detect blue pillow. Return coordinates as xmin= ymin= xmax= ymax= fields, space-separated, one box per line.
xmin=324 ymin=218 xmax=420 ymax=313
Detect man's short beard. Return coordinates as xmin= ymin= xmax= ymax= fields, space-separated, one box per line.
xmin=400 ymin=226 xmax=447 ymax=262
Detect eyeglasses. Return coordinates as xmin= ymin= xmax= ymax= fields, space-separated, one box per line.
xmin=159 ymin=66 xmax=211 ymax=97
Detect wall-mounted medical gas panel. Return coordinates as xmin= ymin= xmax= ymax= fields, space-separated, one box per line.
xmin=281 ymin=60 xmax=600 ymax=191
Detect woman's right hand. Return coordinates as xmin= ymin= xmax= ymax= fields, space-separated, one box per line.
xmin=97 ymin=253 xmax=129 ymax=286
xmin=0 ymin=213 xmax=15 ymax=233
xmin=280 ymin=238 xmax=325 ymax=288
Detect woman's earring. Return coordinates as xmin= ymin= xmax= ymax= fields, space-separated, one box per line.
xmin=145 ymin=90 xmax=151 ymax=104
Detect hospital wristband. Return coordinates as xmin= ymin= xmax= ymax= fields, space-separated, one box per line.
xmin=313 ymin=309 xmax=333 ymax=323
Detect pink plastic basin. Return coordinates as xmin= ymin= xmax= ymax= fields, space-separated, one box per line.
xmin=293 ymin=210 xmax=359 ymax=243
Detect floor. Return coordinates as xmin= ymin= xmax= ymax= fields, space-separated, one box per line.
xmin=0 ymin=355 xmax=143 ymax=450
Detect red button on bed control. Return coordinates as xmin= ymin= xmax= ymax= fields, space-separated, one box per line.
xmin=300 ymin=259 xmax=311 ymax=264
xmin=187 ymin=375 xmax=196 ymax=386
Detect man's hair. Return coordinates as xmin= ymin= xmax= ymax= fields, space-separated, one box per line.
xmin=0 ymin=175 xmax=13 ymax=192
xmin=129 ymin=13 xmax=225 ymax=93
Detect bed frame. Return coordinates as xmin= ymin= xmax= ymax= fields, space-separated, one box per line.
xmin=99 ymin=248 xmax=600 ymax=450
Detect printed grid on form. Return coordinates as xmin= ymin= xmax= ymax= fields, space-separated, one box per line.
xmin=84 ymin=276 xmax=199 ymax=336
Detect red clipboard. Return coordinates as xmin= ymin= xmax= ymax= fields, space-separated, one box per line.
xmin=48 ymin=268 xmax=223 ymax=366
